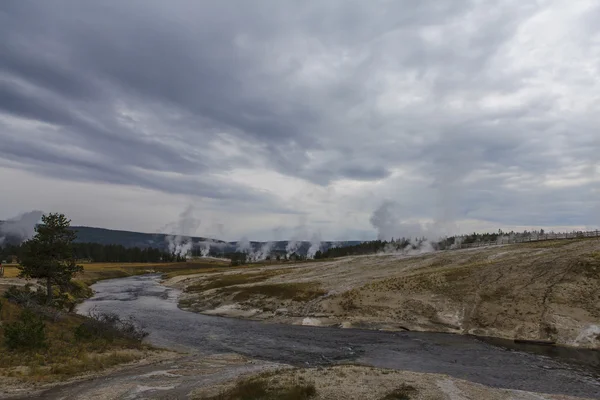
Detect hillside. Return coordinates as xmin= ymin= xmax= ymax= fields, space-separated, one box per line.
xmin=70 ymin=226 xmax=361 ymax=256
xmin=70 ymin=226 xmax=219 ymax=249
xmin=169 ymin=238 xmax=600 ymax=348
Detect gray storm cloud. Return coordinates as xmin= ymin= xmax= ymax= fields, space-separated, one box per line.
xmin=0 ymin=1 xmax=599 ymax=239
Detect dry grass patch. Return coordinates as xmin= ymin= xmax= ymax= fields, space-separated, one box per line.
xmin=199 ymin=377 xmax=316 ymax=400
xmin=2 ymin=265 xmax=20 ymax=278
xmin=164 ymin=266 xmax=231 ymax=279
xmin=74 ymin=261 xmax=230 ymax=286
xmin=379 ymin=384 xmax=418 ymax=400
xmin=221 ymin=282 xmax=326 ymax=302
xmin=186 ymin=270 xmax=288 ymax=293
xmin=340 ymin=290 xmax=360 ymax=312
xmin=573 ymin=252 xmax=600 ymax=278
xmin=519 ymin=238 xmax=589 ymax=249
xmin=0 ymin=300 xmax=149 ymax=382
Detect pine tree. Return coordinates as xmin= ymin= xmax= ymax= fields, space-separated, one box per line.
xmin=18 ymin=213 xmax=83 ymax=305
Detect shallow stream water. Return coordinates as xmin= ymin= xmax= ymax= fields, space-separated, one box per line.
xmin=78 ymin=274 xmax=600 ymax=398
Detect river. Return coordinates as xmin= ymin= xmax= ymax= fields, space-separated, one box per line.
xmin=77 ymin=274 xmax=600 ymax=398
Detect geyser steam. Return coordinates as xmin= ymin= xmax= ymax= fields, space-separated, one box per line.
xmin=0 ymin=211 xmax=44 ymax=245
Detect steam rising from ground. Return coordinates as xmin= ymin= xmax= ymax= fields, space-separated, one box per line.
xmin=306 ymin=233 xmax=322 ymax=259
xmin=370 ymin=201 xmax=456 ymax=255
xmin=231 ymin=224 xmax=323 ymax=261
xmin=199 ymin=241 xmax=211 ymax=257
xmin=163 ymin=206 xmax=201 ymax=258
xmin=254 ymin=241 xmax=275 ymax=261
xmin=236 ymin=237 xmax=252 ymax=254
xmin=235 ymin=239 xmax=276 ymax=262
xmin=197 ymin=239 xmax=228 ymax=258
xmin=0 ymin=210 xmax=44 ymax=245
xmin=285 ymin=224 xmax=313 ymax=258
xmin=162 ymin=206 xmax=327 ymax=261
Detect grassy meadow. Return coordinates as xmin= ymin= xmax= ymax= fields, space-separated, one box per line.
xmin=2 ymin=260 xmax=232 ymax=284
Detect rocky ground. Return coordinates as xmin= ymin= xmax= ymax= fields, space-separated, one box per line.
xmin=171 ymin=239 xmax=600 ymax=348
xmin=3 ymin=353 xmax=595 ymax=400
xmin=0 ymin=351 xmax=181 ymax=399
xmin=194 ymin=364 xmax=596 ymax=400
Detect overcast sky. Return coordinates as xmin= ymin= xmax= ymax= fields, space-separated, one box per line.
xmin=1 ymin=0 xmax=599 ymax=241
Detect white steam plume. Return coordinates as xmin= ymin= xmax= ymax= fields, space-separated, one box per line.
xmin=285 ymin=224 xmax=308 ymax=257
xmin=199 ymin=241 xmax=211 ymax=257
xmin=285 ymin=240 xmax=300 ymax=258
xmin=236 ymin=237 xmax=252 ymax=253
xmin=0 ymin=211 xmax=44 ymax=245
xmin=255 ymin=241 xmax=275 ymax=261
xmin=370 ymin=201 xmax=453 ymax=255
xmin=163 ymin=206 xmax=201 ymax=258
xmin=196 ymin=240 xmax=228 ymax=258
xmin=306 ymin=232 xmax=322 ymax=259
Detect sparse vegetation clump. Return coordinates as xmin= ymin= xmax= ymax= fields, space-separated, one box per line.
xmin=0 ymin=212 xmax=154 ymax=383
xmin=3 ymin=284 xmax=41 ymax=307
xmin=221 ymin=282 xmax=326 ymax=302
xmin=340 ymin=290 xmax=359 ymax=312
xmin=3 ymin=308 xmax=47 ymax=350
xmin=0 ymin=300 xmax=148 ymax=382
xmin=186 ymin=272 xmax=280 ymax=292
xmin=379 ymin=384 xmax=418 ymax=400
xmin=201 ymin=378 xmax=316 ymax=400
xmin=74 ymin=308 xmax=148 ymax=343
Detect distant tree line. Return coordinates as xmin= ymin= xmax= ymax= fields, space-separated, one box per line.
xmin=190 ymin=247 xmax=225 ymax=258
xmin=71 ymin=243 xmax=184 ymax=263
xmin=1 ymin=242 xmax=185 ymax=263
xmin=224 ymin=251 xmax=306 ymax=266
xmin=314 ymin=238 xmax=412 ymax=259
xmin=1 ymin=228 xmax=576 ymax=265
xmin=314 ymin=229 xmax=567 ymax=259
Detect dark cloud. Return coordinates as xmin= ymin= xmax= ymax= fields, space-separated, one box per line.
xmin=0 ymin=0 xmax=599 ymax=237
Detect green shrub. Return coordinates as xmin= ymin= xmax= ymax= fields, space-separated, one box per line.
xmin=64 ymin=280 xmax=93 ymax=300
xmin=219 ymin=283 xmax=326 ymax=302
xmin=53 ymin=291 xmax=78 ymax=313
xmin=75 ymin=309 xmax=148 ymax=342
xmin=4 ymin=308 xmax=47 ymax=350
xmin=4 ymin=280 xmax=89 ymax=312
xmin=4 ymin=284 xmax=42 ymax=307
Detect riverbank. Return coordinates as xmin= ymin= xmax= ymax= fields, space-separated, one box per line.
xmin=170 ymin=239 xmax=600 ymax=349
xmin=0 ymin=297 xmax=172 ymax=396
xmin=71 ymin=274 xmax=600 ymax=397
xmin=194 ymin=364 xmax=596 ymax=400
xmin=3 ymin=266 xmax=600 ymax=399
xmin=0 ymin=261 xmax=230 ymax=394
xmin=5 ymin=353 xmax=596 ymax=400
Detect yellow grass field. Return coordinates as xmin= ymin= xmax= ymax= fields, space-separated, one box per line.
xmin=2 ymin=265 xmax=20 ymax=278
xmin=1 ymin=260 xmax=232 ymax=283
xmin=78 ymin=260 xmax=231 ymax=285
